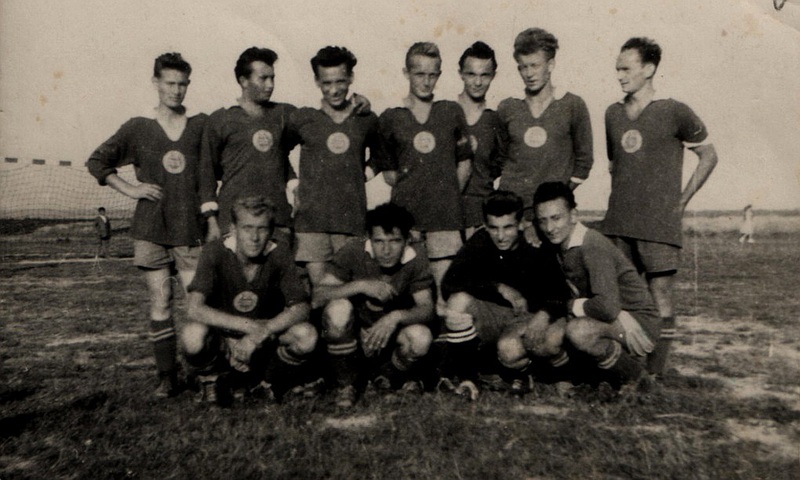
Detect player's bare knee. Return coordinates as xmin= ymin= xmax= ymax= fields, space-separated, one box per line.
xmin=565 ymin=318 xmax=600 ymax=351
xmin=398 ymin=324 xmax=432 ymax=358
xmin=497 ymin=336 xmax=527 ymax=368
xmin=446 ymin=292 xmax=474 ymax=313
xmin=285 ymin=322 xmax=318 ymax=355
xmin=322 ymin=299 xmax=354 ymax=340
xmin=180 ymin=322 xmax=208 ymax=355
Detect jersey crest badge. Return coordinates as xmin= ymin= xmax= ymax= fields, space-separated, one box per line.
xmin=413 ymin=131 xmax=436 ymax=154
xmin=233 ymin=291 xmax=258 ymax=313
xmin=252 ymin=130 xmax=274 ymax=152
xmin=162 ymin=150 xmax=186 ymax=174
xmin=326 ymin=132 xmax=350 ymax=154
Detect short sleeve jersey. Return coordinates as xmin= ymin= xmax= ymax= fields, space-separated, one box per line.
xmin=497 ymin=93 xmax=593 ymax=215
xmin=188 ymin=237 xmax=309 ymax=321
xmin=376 ymin=101 xmax=472 ymax=231
xmin=200 ymin=104 xmax=296 ymax=232
xmin=86 ymin=115 xmax=207 ymax=246
xmin=329 ymin=238 xmax=434 ymax=325
xmin=462 ymin=109 xmax=504 ymax=227
xmin=441 ymin=228 xmax=568 ymax=310
xmin=559 ymin=225 xmax=659 ymax=324
xmin=602 ymin=99 xmax=708 ymax=247
xmin=285 ymin=108 xmax=382 ymax=235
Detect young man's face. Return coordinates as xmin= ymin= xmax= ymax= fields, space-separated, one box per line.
xmin=485 ymin=213 xmax=520 ymax=251
xmin=616 ymin=49 xmax=653 ymax=95
xmin=315 ymin=64 xmax=353 ymax=109
xmin=233 ymin=210 xmax=273 ymax=259
xmin=535 ymin=198 xmax=576 ymax=247
xmin=153 ymin=69 xmax=190 ymax=109
xmin=240 ymin=61 xmax=275 ymax=104
xmin=515 ymin=50 xmax=554 ymax=94
xmin=370 ymin=226 xmax=407 ymax=269
xmin=460 ymin=56 xmax=495 ymax=101
xmin=405 ymin=55 xmax=441 ymax=101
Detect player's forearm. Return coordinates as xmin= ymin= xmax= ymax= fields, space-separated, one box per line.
xmin=187 ymin=301 xmax=263 ymax=336
xmin=104 ymin=174 xmax=139 ymax=199
xmin=313 ymin=280 xmax=367 ymax=306
xmin=388 ymin=302 xmax=433 ymax=327
xmin=680 ymin=144 xmax=718 ymax=211
xmin=262 ymin=303 xmax=310 ymax=338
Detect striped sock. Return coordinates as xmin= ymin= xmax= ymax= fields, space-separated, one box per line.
xmin=647 ymin=316 xmax=676 ymax=376
xmin=150 ymin=318 xmax=176 ymax=376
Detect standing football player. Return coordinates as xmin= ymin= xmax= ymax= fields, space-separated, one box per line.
xmin=601 ymin=38 xmax=718 ymax=377
xmin=375 ymin=42 xmax=472 ymax=305
xmin=87 ymin=53 xmax=209 ymax=397
xmin=285 ymin=46 xmax=384 ymax=288
xmin=456 ymin=41 xmax=505 ymax=239
xmin=497 ymin=28 xmax=593 ymax=241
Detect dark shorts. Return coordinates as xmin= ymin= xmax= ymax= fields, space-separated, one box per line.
xmin=133 ymin=240 xmax=200 ymax=272
xmin=609 ymin=236 xmax=680 ymax=275
xmin=466 ymin=298 xmax=528 ymax=344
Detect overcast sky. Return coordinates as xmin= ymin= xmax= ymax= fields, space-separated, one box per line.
xmin=1 ymin=0 xmax=798 ymax=211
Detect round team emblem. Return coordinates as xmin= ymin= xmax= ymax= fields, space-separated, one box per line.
xmin=469 ymin=135 xmax=479 ymax=153
xmin=523 ymin=126 xmax=548 ymax=148
xmin=252 ymin=130 xmax=274 ymax=152
xmin=233 ymin=291 xmax=258 ymax=313
xmin=413 ymin=131 xmax=436 ymax=154
xmin=326 ymin=132 xmax=350 ymax=154
xmin=621 ymin=129 xmax=643 ymax=153
xmin=161 ymin=150 xmax=186 ymax=174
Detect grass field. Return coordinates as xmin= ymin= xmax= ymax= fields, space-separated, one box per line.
xmin=1 ymin=219 xmax=799 ymax=479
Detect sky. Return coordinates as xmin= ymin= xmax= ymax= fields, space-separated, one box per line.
xmin=1 ymin=0 xmax=799 ymax=212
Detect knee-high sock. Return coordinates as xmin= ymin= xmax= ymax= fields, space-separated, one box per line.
xmin=150 ymin=318 xmax=177 ymax=377
xmin=647 ymin=316 xmax=675 ymax=376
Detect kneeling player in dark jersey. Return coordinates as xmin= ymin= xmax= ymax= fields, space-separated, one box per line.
xmin=182 ymin=196 xmax=316 ymax=405
xmin=531 ymin=182 xmax=659 ymax=389
xmin=314 ymin=203 xmax=435 ymax=408
xmin=440 ymin=190 xmax=567 ymax=399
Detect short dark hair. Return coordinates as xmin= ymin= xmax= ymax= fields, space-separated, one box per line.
xmin=366 ymin=203 xmax=415 ymax=239
xmin=311 ymin=46 xmax=357 ymax=77
xmin=513 ymin=28 xmax=559 ymax=61
xmin=405 ymin=42 xmax=441 ymax=70
xmin=235 ymin=47 xmax=278 ymax=81
xmin=98 ymin=207 xmax=106 ymax=213
xmin=533 ymin=182 xmax=576 ymax=210
xmin=459 ymin=41 xmax=497 ymax=71
xmin=154 ymin=52 xmax=191 ymax=78
xmin=231 ymin=195 xmax=276 ymax=229
xmin=621 ymin=37 xmax=662 ymax=68
xmin=482 ymin=190 xmax=523 ymax=222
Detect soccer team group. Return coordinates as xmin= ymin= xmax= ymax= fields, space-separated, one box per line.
xmin=86 ymin=27 xmax=718 ymax=407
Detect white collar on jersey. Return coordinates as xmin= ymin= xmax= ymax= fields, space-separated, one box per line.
xmin=564 ymin=222 xmax=588 ymax=250
xmin=223 ymin=234 xmax=278 ymax=257
xmin=364 ymin=240 xmax=417 ymax=265
xmin=617 ymin=90 xmax=669 ymax=105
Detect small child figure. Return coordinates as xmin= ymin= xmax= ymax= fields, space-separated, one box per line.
xmin=94 ymin=207 xmax=112 ymax=258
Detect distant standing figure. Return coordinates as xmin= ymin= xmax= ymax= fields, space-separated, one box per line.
xmin=94 ymin=207 xmax=112 ymax=258
xmin=738 ymin=205 xmax=754 ymax=244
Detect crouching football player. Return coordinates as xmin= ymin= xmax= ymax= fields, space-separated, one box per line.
xmin=314 ymin=203 xmax=435 ymax=408
xmin=440 ymin=190 xmax=567 ymax=399
xmin=181 ymin=196 xmax=316 ymax=405
xmin=529 ymin=182 xmax=659 ymax=388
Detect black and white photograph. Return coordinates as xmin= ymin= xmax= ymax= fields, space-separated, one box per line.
xmin=1 ymin=1 xmax=798 ymax=478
